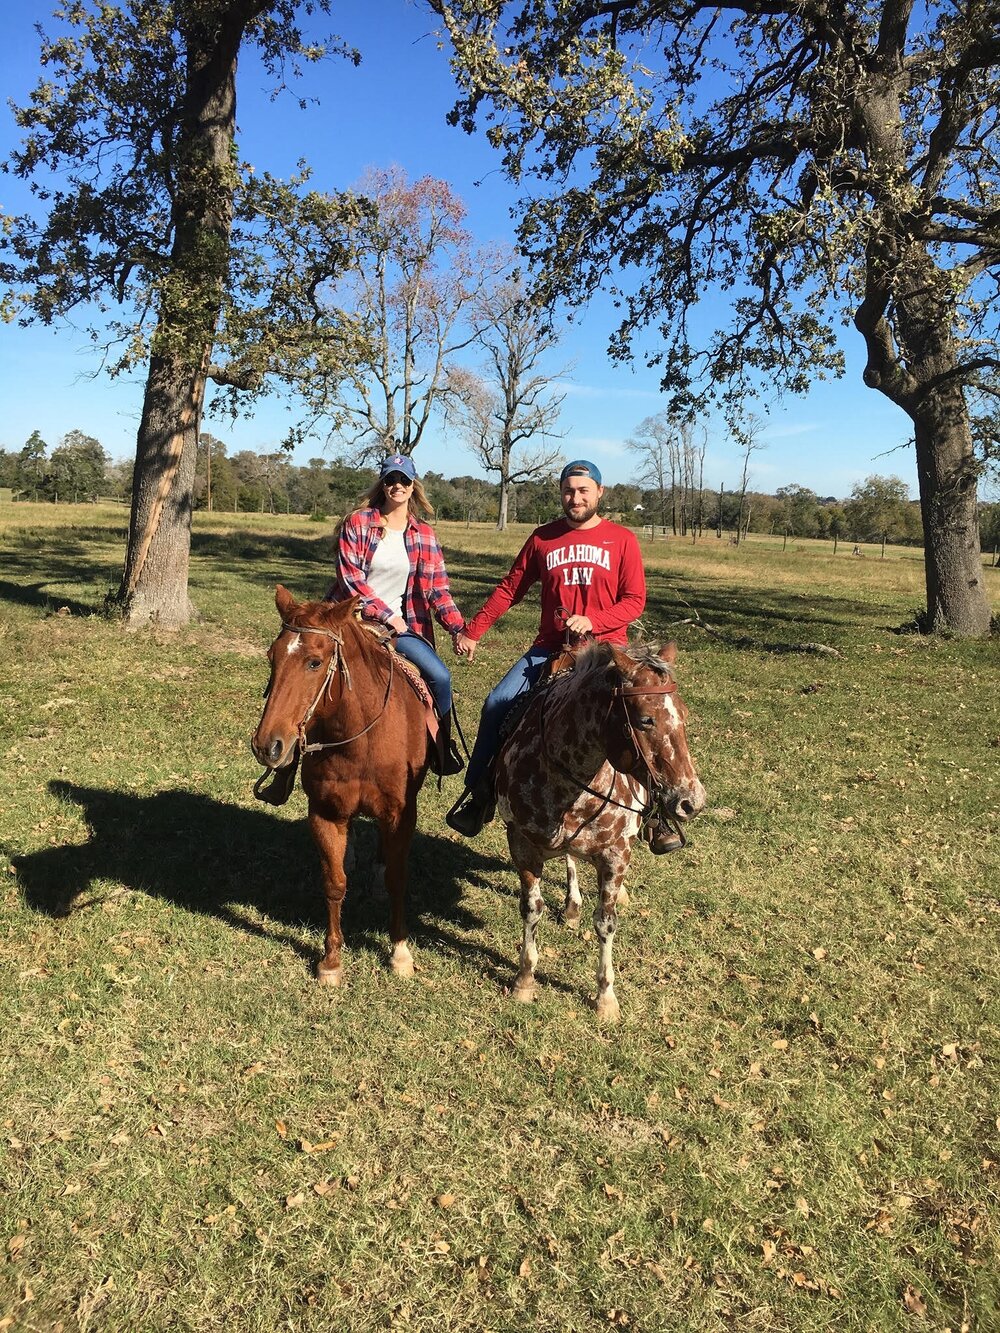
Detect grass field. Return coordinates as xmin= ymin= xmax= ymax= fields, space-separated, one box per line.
xmin=1 ymin=502 xmax=998 ymax=1332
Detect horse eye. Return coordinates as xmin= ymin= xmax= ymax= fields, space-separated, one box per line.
xmin=638 ymin=716 xmax=655 ymax=730
xmin=306 ymin=657 xmax=323 ymax=671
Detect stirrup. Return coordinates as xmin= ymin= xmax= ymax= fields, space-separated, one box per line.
xmin=445 ymin=785 xmax=494 ymax=837
xmin=429 ymin=737 xmax=465 ymax=777
xmin=254 ymin=761 xmax=298 ymax=806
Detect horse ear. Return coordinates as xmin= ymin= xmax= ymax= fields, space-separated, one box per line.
xmin=275 ymin=584 xmax=296 ymax=619
xmin=658 ymin=642 xmax=678 ymax=666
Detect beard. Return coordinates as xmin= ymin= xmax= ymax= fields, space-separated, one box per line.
xmin=562 ymin=497 xmax=600 ymax=525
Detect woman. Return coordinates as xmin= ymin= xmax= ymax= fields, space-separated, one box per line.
xmin=328 ymin=452 xmax=465 ymax=776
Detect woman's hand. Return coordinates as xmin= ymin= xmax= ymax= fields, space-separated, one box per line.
xmin=388 ymin=615 xmax=408 ymax=636
xmin=454 ymin=632 xmax=477 ymax=659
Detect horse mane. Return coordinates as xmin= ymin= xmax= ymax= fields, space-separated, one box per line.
xmin=571 ymin=639 xmax=675 ymax=684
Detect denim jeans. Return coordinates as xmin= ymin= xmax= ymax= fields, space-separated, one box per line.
xmin=464 ymin=645 xmax=552 ymax=790
xmin=393 ymin=632 xmax=452 ymax=715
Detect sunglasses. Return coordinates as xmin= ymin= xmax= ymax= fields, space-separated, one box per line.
xmin=383 ymin=473 xmax=413 ymax=487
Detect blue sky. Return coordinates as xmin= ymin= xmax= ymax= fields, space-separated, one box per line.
xmin=0 ymin=0 xmax=924 ymax=499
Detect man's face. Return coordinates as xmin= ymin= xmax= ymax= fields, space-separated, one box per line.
xmin=561 ymin=474 xmax=603 ymax=525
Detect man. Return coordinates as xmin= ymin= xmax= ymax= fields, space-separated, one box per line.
xmin=447 ymin=460 xmax=682 ymax=851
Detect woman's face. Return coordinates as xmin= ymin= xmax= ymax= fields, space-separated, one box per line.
xmin=382 ymin=472 xmax=414 ymax=504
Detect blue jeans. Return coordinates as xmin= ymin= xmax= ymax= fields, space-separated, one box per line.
xmin=394 ymin=632 xmax=452 ymax=716
xmin=464 ymin=645 xmax=552 ymax=790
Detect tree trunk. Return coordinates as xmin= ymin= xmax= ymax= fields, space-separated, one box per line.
xmin=115 ymin=11 xmax=242 ymax=628
xmin=913 ymin=398 xmax=991 ymax=635
xmin=119 ymin=353 xmax=202 ymax=625
xmin=496 ymin=479 xmax=509 ymax=530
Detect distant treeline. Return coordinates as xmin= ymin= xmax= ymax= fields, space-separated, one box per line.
xmin=3 ymin=429 xmax=999 ymax=551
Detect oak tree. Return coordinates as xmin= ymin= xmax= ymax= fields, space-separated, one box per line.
xmin=2 ymin=0 xmax=361 ymax=626
xmin=433 ymin=0 xmax=999 ymax=633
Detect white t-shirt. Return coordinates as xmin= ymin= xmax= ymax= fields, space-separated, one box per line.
xmin=366 ymin=527 xmax=410 ymax=620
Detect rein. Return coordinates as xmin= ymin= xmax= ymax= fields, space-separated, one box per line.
xmin=278 ymin=619 xmax=395 ymax=755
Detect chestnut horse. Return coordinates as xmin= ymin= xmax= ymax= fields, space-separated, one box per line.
xmin=495 ymin=641 xmax=705 ymax=1022
xmin=251 ymin=585 xmax=430 ymax=984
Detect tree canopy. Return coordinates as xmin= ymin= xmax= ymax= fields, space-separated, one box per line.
xmin=1 ymin=1 xmax=362 ymax=626
xmin=432 ymin=0 xmax=999 ymax=633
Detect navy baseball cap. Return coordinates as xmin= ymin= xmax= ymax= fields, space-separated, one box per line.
xmin=560 ymin=459 xmax=602 ymax=486
xmin=379 ymin=453 xmax=417 ymax=482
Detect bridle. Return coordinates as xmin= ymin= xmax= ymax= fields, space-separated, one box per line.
xmin=535 ymin=664 xmax=687 ymax=845
xmin=270 ymin=619 xmax=395 ymax=755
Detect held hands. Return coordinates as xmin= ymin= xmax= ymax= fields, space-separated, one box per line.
xmin=454 ymin=632 xmax=478 ymax=660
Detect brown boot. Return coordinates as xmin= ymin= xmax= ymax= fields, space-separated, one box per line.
xmin=428 ymin=709 xmax=464 ymax=777
xmin=643 ymin=817 xmax=685 ymax=854
xmin=254 ymin=755 xmax=299 ymax=806
xmin=446 ymin=773 xmax=496 ymax=837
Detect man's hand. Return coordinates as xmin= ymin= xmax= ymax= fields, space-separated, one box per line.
xmin=388 ymin=615 xmax=408 ymax=636
xmin=563 ymin=614 xmax=593 ymax=635
xmin=455 ymin=632 xmax=478 ymax=659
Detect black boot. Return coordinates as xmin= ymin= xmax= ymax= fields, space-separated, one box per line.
xmin=429 ymin=709 xmax=464 ymax=777
xmin=254 ymin=754 xmax=299 ymax=806
xmin=446 ymin=772 xmax=496 ymax=837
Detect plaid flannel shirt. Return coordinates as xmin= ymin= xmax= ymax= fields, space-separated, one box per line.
xmin=328 ymin=508 xmax=465 ymax=647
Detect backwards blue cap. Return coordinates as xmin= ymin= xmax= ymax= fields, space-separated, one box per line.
xmin=560 ymin=459 xmax=602 ymax=486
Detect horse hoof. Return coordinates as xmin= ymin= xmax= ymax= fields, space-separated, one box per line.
xmin=595 ymin=993 xmax=621 ymax=1024
xmin=512 ymin=982 xmax=536 ymax=1004
xmin=391 ymin=946 xmax=414 ymax=979
xmin=317 ymin=964 xmax=343 ymax=987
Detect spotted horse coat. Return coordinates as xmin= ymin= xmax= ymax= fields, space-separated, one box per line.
xmin=494 ymin=640 xmax=705 ymax=1022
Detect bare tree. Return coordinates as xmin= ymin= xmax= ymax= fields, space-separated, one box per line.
xmin=627 ymin=412 xmax=689 ymax=535
xmin=733 ymin=414 xmax=766 ymax=545
xmin=447 ymin=279 xmax=566 ymax=529
xmin=317 ymin=168 xmax=505 ymax=463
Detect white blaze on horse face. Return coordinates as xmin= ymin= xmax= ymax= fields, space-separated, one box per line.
xmin=285 ymin=633 xmax=302 ymax=656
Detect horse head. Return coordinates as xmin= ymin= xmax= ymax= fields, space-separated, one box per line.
xmin=602 ymin=642 xmax=706 ymax=827
xmin=251 ymin=586 xmax=361 ymax=771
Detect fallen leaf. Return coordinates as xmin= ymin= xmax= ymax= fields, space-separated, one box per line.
xmin=275 ymin=1120 xmax=288 ymax=1139
xmin=285 ymin=1191 xmax=306 ymax=1209
xmin=518 ymin=1256 xmax=532 ymax=1277
xmin=902 ymin=1284 xmax=927 ymax=1316
xmin=436 ymin=1193 xmax=457 ymax=1209
xmin=772 ymin=1038 xmax=789 ymax=1051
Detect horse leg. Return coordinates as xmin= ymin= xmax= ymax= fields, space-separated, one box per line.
xmin=559 ymin=855 xmax=583 ymax=930
xmin=379 ymin=806 xmax=416 ymax=979
xmin=309 ymin=813 xmax=350 ymax=987
xmin=593 ymin=857 xmax=628 ymax=1024
xmin=510 ymin=838 xmax=546 ymax=1004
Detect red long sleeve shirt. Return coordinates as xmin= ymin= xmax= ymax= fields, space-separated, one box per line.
xmin=464 ymin=517 xmax=646 ymax=651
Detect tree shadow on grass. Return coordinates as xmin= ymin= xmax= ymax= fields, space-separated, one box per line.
xmin=0 ymin=577 xmax=98 ymax=619
xmin=16 ymin=781 xmax=518 ymax=984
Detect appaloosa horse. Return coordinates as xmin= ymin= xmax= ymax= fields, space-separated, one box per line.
xmin=251 ymin=586 xmax=431 ymax=984
xmin=495 ymin=641 xmax=705 ymax=1022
